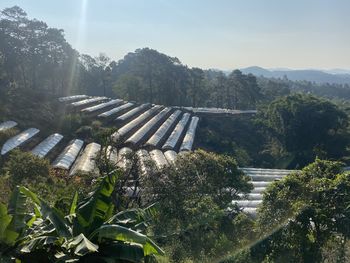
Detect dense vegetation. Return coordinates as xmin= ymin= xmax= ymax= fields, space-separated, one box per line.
xmin=0 ymin=170 xmax=164 ymax=262
xmin=258 ymin=76 xmax=350 ymax=102
xmin=1 ymin=5 xmax=350 ymax=263
xmin=222 ymin=159 xmax=350 ymax=263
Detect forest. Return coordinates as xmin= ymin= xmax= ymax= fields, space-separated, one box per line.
xmin=1 ymin=6 xmax=350 ymax=263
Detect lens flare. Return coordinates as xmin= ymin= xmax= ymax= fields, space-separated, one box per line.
xmin=67 ymin=0 xmax=88 ymax=96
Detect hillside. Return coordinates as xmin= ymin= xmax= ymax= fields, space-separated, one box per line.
xmin=241 ymin=66 xmax=350 ymax=84
xmin=1 ymin=5 xmax=350 ymax=263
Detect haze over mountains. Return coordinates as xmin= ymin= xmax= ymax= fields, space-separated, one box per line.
xmin=239 ymin=66 xmax=350 ymax=84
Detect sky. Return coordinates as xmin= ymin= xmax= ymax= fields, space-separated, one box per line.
xmin=1 ymin=0 xmax=350 ymax=70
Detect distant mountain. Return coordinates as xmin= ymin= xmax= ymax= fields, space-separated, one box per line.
xmin=324 ymin=69 xmax=350 ymax=75
xmin=240 ymin=66 xmax=350 ymax=84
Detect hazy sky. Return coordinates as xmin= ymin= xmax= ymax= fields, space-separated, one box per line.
xmin=1 ymin=0 xmax=350 ymax=70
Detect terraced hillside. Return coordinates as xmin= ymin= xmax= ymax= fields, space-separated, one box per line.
xmin=0 ymin=95 xmax=295 ymax=216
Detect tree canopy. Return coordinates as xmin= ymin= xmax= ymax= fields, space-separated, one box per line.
xmin=257 ymin=94 xmax=349 ymax=168
xmin=252 ymin=159 xmax=350 ymax=262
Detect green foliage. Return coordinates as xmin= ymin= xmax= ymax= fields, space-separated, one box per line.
xmin=112 ymin=48 xmax=190 ymax=106
xmin=144 ymin=150 xmax=253 ymax=262
xmin=2 ymin=149 xmax=50 ymax=186
xmin=252 ymin=159 xmax=350 ymax=262
xmin=220 ymin=249 xmax=255 ymax=263
xmin=114 ymin=74 xmax=147 ymax=103
xmin=0 ymin=149 xmax=90 ymax=210
xmin=0 ymin=173 xmax=164 ymax=262
xmin=0 ymin=6 xmax=113 ymax=134
xmin=257 ymin=94 xmax=349 ymax=168
xmin=196 ymin=115 xmax=270 ymax=167
xmin=258 ymin=76 xmax=350 ymax=102
xmin=60 ymin=114 xmax=84 ymax=137
xmin=76 ymin=173 xmax=117 ymax=236
xmin=3 ymin=87 xmax=62 ymax=132
xmin=225 ymin=70 xmax=261 ymax=109
xmin=0 ymin=128 xmax=18 ymax=149
xmin=0 ymin=175 xmax=11 ymax=205
xmin=0 ymin=186 xmax=36 ymax=261
xmin=257 ymin=77 xmax=291 ymax=102
xmin=2 ymin=5 xmax=350 ymax=263
xmin=111 ymin=48 xmax=262 ymax=109
xmin=0 ymin=6 xmax=81 ymax=95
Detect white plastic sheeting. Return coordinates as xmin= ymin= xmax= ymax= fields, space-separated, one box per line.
xmin=31 ymin=133 xmax=63 ymax=158
xmin=0 ymin=121 xmax=18 ymax=132
xmin=180 ymin=107 xmax=257 ymax=115
xmin=240 ymin=168 xmax=292 ymax=181
xmin=248 ymin=174 xmax=284 ymax=182
xmin=232 ymin=200 xmax=262 ymax=208
xmin=52 ymin=139 xmax=84 ymax=170
xmin=251 ymin=187 xmax=266 ymax=193
xmin=58 ymin=95 xmax=89 ymax=102
xmin=251 ymin=181 xmax=270 ymax=188
xmin=116 ymin=103 xmax=150 ymax=122
xmin=117 ymin=147 xmax=133 ymax=171
xmin=70 ymin=142 xmax=101 ymax=175
xmin=125 ymin=107 xmax=171 ymax=145
xmin=81 ymin=99 xmax=123 ymax=113
xmin=162 ymin=113 xmax=191 ymax=150
xmin=112 ymin=106 xmax=161 ymax=141
xmin=1 ymin=128 xmax=40 ymax=155
xmin=98 ymin=102 xmax=134 ymax=118
xmin=71 ymin=97 xmax=107 ymax=107
xmin=179 ymin=116 xmax=199 ymax=152
xmin=241 ymin=207 xmax=257 ymax=216
xmin=240 ymin=167 xmax=292 ymax=173
xmin=164 ymin=150 xmax=177 ymax=164
xmin=234 ymin=168 xmax=296 ymax=216
xmin=149 ymin=149 xmax=168 ymax=169
xmin=145 ymin=110 xmax=182 ymax=147
xmin=238 ymin=193 xmax=262 ymax=200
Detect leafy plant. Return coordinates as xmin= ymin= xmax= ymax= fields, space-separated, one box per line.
xmin=0 ymin=172 xmax=164 ymax=262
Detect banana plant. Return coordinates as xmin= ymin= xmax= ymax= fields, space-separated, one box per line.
xmin=0 ymin=171 xmax=164 ymax=262
xmin=0 ymin=186 xmax=37 ymax=262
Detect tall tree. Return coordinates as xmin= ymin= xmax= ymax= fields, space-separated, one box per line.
xmin=0 ymin=6 xmax=80 ymax=95
xmin=188 ymin=67 xmax=206 ymax=107
xmin=254 ymin=159 xmax=350 ymax=262
xmin=258 ymin=94 xmax=349 ymax=168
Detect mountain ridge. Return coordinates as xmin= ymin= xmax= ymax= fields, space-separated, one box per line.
xmin=239 ymin=66 xmax=350 ymax=84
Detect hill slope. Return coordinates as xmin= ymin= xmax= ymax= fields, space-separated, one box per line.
xmin=240 ymin=66 xmax=350 ymax=84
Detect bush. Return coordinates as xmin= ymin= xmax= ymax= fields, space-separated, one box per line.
xmin=144 ymin=150 xmax=254 ymax=262
xmin=0 ymin=128 xmax=19 ymax=147
xmin=1 ymin=149 xmax=89 ymax=206
xmin=2 ymin=149 xmax=50 ymax=186
xmin=254 ymin=159 xmax=350 ymax=262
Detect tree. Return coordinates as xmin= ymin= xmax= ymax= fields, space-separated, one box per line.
xmin=257 ymin=94 xmax=349 ymax=168
xmin=257 ymin=77 xmax=291 ymax=101
xmin=212 ymin=71 xmax=227 ymax=108
xmin=111 ymin=48 xmax=191 ymax=106
xmin=252 ymin=159 xmax=350 ymax=262
xmin=0 ymin=150 xmax=92 ymax=210
xmin=2 ymin=149 xmax=50 ymax=186
xmin=113 ymin=74 xmax=146 ymax=102
xmin=0 ymin=6 xmax=80 ymax=95
xmin=143 ymin=150 xmax=253 ymax=262
xmin=187 ymin=67 xmax=207 ymax=107
xmin=226 ymin=70 xmax=262 ymax=110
